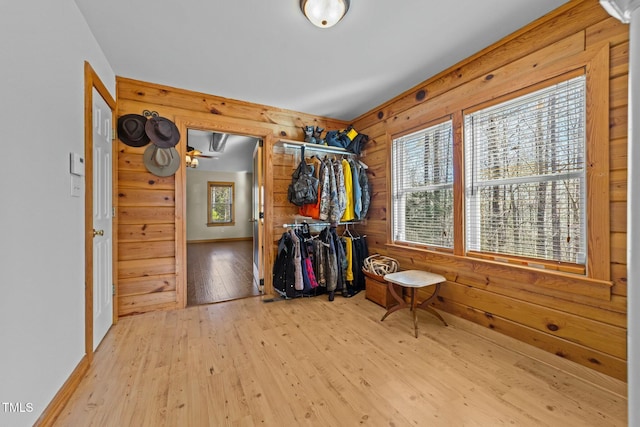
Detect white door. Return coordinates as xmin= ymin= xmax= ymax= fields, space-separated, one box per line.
xmin=92 ymin=87 xmax=113 ymax=350
xmin=252 ymin=140 xmax=264 ymax=292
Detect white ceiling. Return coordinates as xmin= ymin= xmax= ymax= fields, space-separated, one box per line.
xmin=187 ymin=129 xmax=258 ymax=172
xmin=73 ymin=0 xmax=570 ymax=122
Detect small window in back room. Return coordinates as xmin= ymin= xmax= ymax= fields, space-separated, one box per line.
xmin=391 ymin=119 xmax=454 ymax=249
xmin=208 ymin=181 xmax=235 ymax=226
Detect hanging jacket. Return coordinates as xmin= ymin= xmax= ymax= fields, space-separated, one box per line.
xmin=343 ymin=236 xmax=354 ymax=282
xmin=348 ymin=159 xmax=362 ymax=219
xmin=332 ymin=159 xmax=347 ymax=220
xmin=326 ymin=159 xmax=340 ymax=222
xmin=320 ymin=227 xmax=338 ymax=292
xmin=289 ymin=229 xmax=304 ymax=291
xmin=296 ymin=228 xmax=318 ymax=292
xmin=272 ymin=232 xmax=296 ymax=297
xmin=340 ymin=158 xmax=355 ymax=222
xmin=359 ymin=163 xmax=371 ymax=219
xmin=318 ymin=159 xmax=331 ymax=221
xmin=299 ymin=156 xmax=323 ymax=219
xmin=330 ymin=226 xmax=347 ymax=294
xmin=314 ymin=238 xmax=327 ymax=287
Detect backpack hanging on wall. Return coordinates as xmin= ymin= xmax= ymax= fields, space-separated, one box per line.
xmin=288 ymin=146 xmax=319 ymax=206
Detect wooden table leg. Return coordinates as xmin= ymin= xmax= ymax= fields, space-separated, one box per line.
xmin=416 ymin=283 xmax=448 ymax=327
xmin=411 ymin=288 xmax=419 ymax=338
xmin=380 ymin=282 xmax=406 ymax=322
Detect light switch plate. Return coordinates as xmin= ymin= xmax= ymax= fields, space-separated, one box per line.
xmin=71 ymin=175 xmax=82 ymax=197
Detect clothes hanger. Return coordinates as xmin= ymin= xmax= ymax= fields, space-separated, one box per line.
xmin=351 ymin=224 xmax=360 ymax=238
xmin=342 ymin=222 xmax=354 ymax=238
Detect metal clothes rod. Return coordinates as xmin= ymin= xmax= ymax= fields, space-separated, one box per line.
xmin=282 ymin=221 xmax=361 ymax=228
xmin=280 ymin=140 xmax=356 ymax=157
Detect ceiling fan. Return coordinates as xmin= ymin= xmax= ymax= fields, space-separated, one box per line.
xmin=186 ymin=145 xmax=216 ymax=159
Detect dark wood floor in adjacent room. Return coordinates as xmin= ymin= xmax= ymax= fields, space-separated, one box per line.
xmin=187 ymin=240 xmax=260 ymax=306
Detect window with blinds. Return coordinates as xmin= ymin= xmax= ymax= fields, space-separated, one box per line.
xmin=392 ymin=120 xmax=454 ymax=248
xmin=464 ymin=75 xmax=586 ymax=264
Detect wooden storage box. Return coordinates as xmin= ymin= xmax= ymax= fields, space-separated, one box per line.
xmin=363 ymin=270 xmax=396 ymax=309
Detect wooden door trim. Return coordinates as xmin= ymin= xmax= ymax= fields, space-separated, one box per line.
xmin=84 ymin=61 xmax=116 ymax=362
xmin=174 ymin=116 xmax=274 ymax=308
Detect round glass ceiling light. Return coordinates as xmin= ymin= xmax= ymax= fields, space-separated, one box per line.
xmin=300 ymin=0 xmax=350 ymax=28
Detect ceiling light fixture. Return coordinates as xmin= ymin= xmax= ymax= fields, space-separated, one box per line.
xmin=300 ymin=0 xmax=350 ymax=28
xmin=185 ymin=154 xmax=198 ymax=168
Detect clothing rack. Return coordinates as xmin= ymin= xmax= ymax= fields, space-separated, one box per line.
xmin=282 ymin=221 xmax=360 ymax=228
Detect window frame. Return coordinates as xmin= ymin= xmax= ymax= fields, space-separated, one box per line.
xmin=385 ymin=44 xmax=610 ymax=286
xmin=207 ymin=181 xmax=235 ymax=227
xmin=390 ymin=116 xmax=455 ymax=252
xmin=463 ymin=71 xmax=588 ymax=273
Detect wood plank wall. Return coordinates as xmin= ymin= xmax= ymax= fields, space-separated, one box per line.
xmin=351 ymin=0 xmax=628 ymax=381
xmin=115 ymin=77 xmax=347 ymax=316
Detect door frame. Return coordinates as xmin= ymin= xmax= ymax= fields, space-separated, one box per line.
xmin=84 ymin=62 xmax=117 ymax=363
xmin=174 ymin=116 xmax=274 ymax=308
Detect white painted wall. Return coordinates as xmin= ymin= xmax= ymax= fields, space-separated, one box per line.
xmin=0 ymin=1 xmax=115 ymax=425
xmin=627 ymin=5 xmax=640 ymax=426
xmin=186 ymin=170 xmax=253 ymax=241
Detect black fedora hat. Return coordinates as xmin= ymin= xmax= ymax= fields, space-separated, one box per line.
xmin=145 ymin=116 xmax=180 ymax=148
xmin=117 ymin=114 xmax=150 ymax=147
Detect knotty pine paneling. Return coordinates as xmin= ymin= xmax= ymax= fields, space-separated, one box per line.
xmin=611 ymin=263 xmax=627 ymax=297
xmin=117 ymin=188 xmax=175 ymax=207
xmin=118 ymin=257 xmax=176 ymax=278
xmin=119 ymin=291 xmax=178 ymax=317
xmin=354 ymin=0 xmax=606 ymax=131
xmin=118 ymin=224 xmax=175 ymax=243
xmin=117 ymin=206 xmax=176 ymax=225
xmin=437 ymin=281 xmax=626 ymax=359
xmin=610 ymin=202 xmax=627 ymax=233
xmin=119 ymin=274 xmax=176 ymax=298
xmin=610 ymin=169 xmax=627 ymax=202
xmin=117 ymin=79 xmax=347 ymax=132
xmin=610 ymin=105 xmax=628 ymax=141
xmin=610 ymin=138 xmax=628 ymax=171
xmin=352 ymin=0 xmax=628 ymax=380
xmin=116 ymin=77 xmax=348 ymax=316
xmin=118 ymin=170 xmax=176 ymax=190
xmin=610 ymin=42 xmax=629 ymax=78
xmin=118 ymin=152 xmax=146 ymax=171
xmin=119 ymin=241 xmax=175 ymax=261
xmin=432 ymin=298 xmax=627 ymax=381
xmin=585 ymin=16 xmax=630 ymax=47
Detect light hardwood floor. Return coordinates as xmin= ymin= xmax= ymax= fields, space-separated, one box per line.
xmin=187 ymin=241 xmax=260 ymax=306
xmin=54 ymin=292 xmax=627 ymax=426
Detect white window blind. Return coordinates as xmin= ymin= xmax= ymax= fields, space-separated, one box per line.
xmin=464 ymin=75 xmax=586 ymax=264
xmin=392 ymin=120 xmax=454 ymax=248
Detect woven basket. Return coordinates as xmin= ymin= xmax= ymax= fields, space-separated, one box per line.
xmin=363 ymin=254 xmax=399 ymax=277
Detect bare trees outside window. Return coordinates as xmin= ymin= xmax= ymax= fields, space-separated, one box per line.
xmin=464 ymin=75 xmax=586 ymax=264
xmin=392 ymin=120 xmax=454 ymax=249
